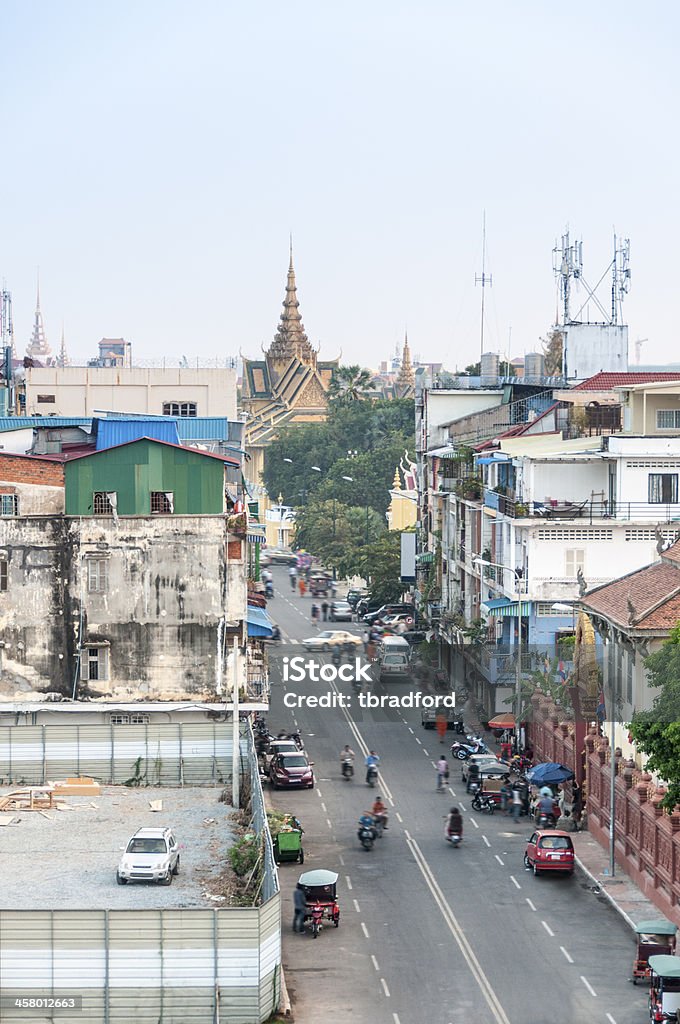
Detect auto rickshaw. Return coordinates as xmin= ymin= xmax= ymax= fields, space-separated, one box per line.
xmin=298 ymin=869 xmax=340 ymax=938
xmin=632 ymin=921 xmax=678 ymax=982
xmin=309 ymin=574 xmax=332 ymax=597
xmin=648 ymin=954 xmax=680 ymax=1021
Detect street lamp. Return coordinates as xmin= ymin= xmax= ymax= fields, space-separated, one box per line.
xmin=474 ymin=556 xmax=525 ymax=753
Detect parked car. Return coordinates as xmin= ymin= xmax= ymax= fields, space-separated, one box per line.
xmin=269 ymin=752 xmax=315 ymax=789
xmin=523 ymin=830 xmax=575 ymax=876
xmin=302 ymin=630 xmax=363 ymax=652
xmin=364 ymin=603 xmax=415 ymax=625
xmin=117 ymin=827 xmax=180 ymax=886
xmin=380 ymin=612 xmax=415 ymax=629
xmin=346 ymin=588 xmax=368 ymax=609
xmin=402 ymin=629 xmax=427 ymax=646
xmin=329 ymin=600 xmax=353 ymax=622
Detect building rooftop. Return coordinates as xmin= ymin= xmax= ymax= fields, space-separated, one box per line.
xmin=572 ymin=372 xmax=680 ymax=391
xmin=581 ymin=549 xmax=680 ymax=632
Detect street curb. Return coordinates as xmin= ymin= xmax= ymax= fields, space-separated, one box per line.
xmin=574 ymin=854 xmax=636 ymax=933
xmin=278 ymin=964 xmax=293 ymax=1019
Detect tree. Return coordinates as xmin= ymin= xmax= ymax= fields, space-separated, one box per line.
xmin=328 ymin=365 xmax=376 ymax=404
xmin=541 ymin=328 xmax=564 ymax=376
xmin=356 ymin=530 xmax=408 ymax=606
xmin=628 ymin=624 xmax=680 ymax=811
xmin=294 ymin=499 xmax=386 ymax=578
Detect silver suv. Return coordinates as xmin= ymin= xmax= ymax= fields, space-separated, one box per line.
xmin=117 ymin=827 xmax=180 ymax=886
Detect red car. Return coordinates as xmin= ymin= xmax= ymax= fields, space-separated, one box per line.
xmin=269 ymin=752 xmax=315 ymax=790
xmin=524 ymin=830 xmax=575 ymax=876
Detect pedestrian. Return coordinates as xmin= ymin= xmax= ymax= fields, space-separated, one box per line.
xmin=511 ymin=783 xmax=522 ymax=822
xmin=321 ymin=600 xmax=329 ymax=622
xmin=298 ymin=578 xmax=306 ymax=598
xmin=311 ymin=603 xmax=319 ymax=624
xmin=436 ymin=755 xmax=449 ymax=792
xmin=436 ymin=712 xmax=447 ymax=745
xmin=500 ymin=776 xmax=511 ymax=813
xmin=293 ymin=883 xmax=307 ymax=933
xmin=572 ymin=784 xmax=583 ymax=829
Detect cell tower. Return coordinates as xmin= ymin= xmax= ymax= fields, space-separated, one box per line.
xmin=1 ymin=288 xmax=14 ymax=356
xmin=552 ymin=230 xmax=582 ymax=324
xmin=552 ymin=230 xmax=631 ymax=327
xmin=475 ymin=211 xmax=492 ymax=361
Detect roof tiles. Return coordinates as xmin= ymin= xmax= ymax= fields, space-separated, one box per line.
xmin=572 ymin=372 xmax=680 ymax=391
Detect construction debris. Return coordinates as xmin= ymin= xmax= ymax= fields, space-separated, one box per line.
xmin=50 ymin=777 xmax=101 ymax=797
xmin=149 ymin=799 xmax=163 ymax=812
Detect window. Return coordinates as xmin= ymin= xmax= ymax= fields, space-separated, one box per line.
xmin=0 ymin=494 xmax=18 ymax=516
xmin=162 ymin=402 xmax=197 ymax=417
xmin=565 ymin=549 xmax=585 ymax=577
xmin=151 ymin=491 xmax=174 ymax=514
xmin=0 ymin=559 xmax=7 ymax=591
xmin=93 ymin=492 xmax=117 ymax=515
xmin=36 ymin=394 xmax=56 ymax=404
xmin=87 ymin=559 xmax=109 ymax=593
xmin=110 ymin=713 xmax=150 ymax=725
xmin=536 ymin=601 xmax=574 ymax=616
xmin=648 ymin=473 xmax=678 ymax=504
xmin=656 ymin=410 xmax=680 ymax=430
xmin=82 ymin=645 xmax=109 ymax=682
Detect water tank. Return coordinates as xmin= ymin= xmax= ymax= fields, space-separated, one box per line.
xmin=480 ymin=352 xmax=500 ymax=383
xmin=524 ymin=352 xmax=545 ymax=379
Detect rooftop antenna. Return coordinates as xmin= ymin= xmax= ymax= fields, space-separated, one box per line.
xmin=611 ymin=234 xmax=631 ymax=325
xmin=552 ymin=229 xmax=582 ymax=325
xmin=475 ymin=211 xmax=492 ymax=361
xmin=634 ymin=337 xmax=647 ymax=365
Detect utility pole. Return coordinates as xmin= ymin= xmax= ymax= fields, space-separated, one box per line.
xmin=475 ymin=211 xmax=492 ymax=364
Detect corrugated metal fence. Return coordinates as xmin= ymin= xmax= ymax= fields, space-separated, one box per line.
xmin=0 ymin=723 xmax=281 ymax=1022
xmin=0 ymin=722 xmax=244 ymax=786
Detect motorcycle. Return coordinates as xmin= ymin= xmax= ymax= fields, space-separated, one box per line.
xmin=310 ymin=902 xmax=324 ymax=938
xmin=265 ymin=581 xmax=274 ymax=598
xmin=352 ymin=678 xmax=362 ymax=695
xmin=445 ymin=826 xmax=462 ymax=847
xmin=471 ymin=793 xmax=496 ymax=814
xmin=366 ymin=764 xmax=379 ymax=787
xmin=341 ymin=759 xmax=354 ymax=781
xmin=291 ymin=731 xmax=303 ymax=750
xmin=450 ymin=737 xmax=489 ymax=760
xmin=536 ymin=811 xmax=557 ymax=829
xmin=357 ymin=818 xmax=377 ymax=851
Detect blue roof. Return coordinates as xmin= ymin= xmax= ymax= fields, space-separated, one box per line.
xmin=95 ymin=418 xmax=180 ymax=450
xmin=0 ymin=417 xmax=91 ymax=431
xmin=176 ymin=418 xmax=233 ymax=441
xmin=247 ymin=606 xmax=274 ymax=638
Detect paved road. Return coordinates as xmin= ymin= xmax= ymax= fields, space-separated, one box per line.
xmin=265 ymin=568 xmax=646 ymax=1024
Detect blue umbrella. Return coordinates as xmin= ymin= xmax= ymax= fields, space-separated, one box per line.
xmin=526 ymin=762 xmax=574 ymax=786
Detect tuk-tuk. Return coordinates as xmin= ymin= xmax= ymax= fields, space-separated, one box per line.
xmin=632 ymin=921 xmax=678 ymax=983
xmin=648 ymin=955 xmax=680 ymax=1021
xmin=298 ymin=869 xmax=340 ymax=937
xmin=310 ymin=574 xmax=332 ymax=597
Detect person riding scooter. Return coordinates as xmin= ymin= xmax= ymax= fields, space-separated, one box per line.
xmin=357 ymin=813 xmax=378 ymax=849
xmin=340 ymin=744 xmax=355 ymax=778
xmin=535 ymin=792 xmax=558 ymax=826
xmin=365 ymin=750 xmax=380 ymax=785
xmin=371 ymin=796 xmax=389 ymax=831
xmin=445 ymin=806 xmax=463 ymax=843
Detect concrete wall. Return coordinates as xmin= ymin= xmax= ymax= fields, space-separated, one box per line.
xmin=563 ymin=323 xmax=628 ymax=381
xmin=0 ymin=515 xmax=246 ymax=701
xmin=24 ymin=366 xmax=238 ymax=420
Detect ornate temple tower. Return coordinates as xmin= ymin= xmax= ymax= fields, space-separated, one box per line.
xmin=26 ymin=276 xmax=51 ymax=361
xmin=396 ymin=333 xmax=415 ymax=391
xmin=56 ymin=324 xmax=70 ymax=367
xmin=266 ymin=244 xmax=317 ymax=384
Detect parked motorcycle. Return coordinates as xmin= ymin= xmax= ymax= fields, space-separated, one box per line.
xmin=450 ymin=737 xmax=489 ymax=760
xmin=341 ymin=760 xmax=354 ymax=781
xmin=471 ymin=793 xmax=496 ymax=815
xmin=310 ymin=902 xmax=324 ymax=938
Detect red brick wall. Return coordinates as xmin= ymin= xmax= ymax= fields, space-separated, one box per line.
xmin=0 ymin=455 xmax=64 ymax=487
xmin=227 ymin=539 xmax=242 ymax=560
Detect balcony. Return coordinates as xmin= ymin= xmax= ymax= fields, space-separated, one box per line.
xmin=466 ymin=645 xmax=535 ymax=686
xmin=483 ymin=489 xmax=680 ymax=523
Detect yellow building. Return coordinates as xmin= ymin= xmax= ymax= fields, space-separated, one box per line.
xmin=386 ymin=454 xmax=417 ymax=530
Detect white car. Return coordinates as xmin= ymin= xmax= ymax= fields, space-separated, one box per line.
xmin=117 ymin=826 xmax=180 ymax=886
xmin=302 ymin=630 xmax=363 ymax=652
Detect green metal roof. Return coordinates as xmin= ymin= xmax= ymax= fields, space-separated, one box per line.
xmin=635 ymin=920 xmax=678 ymax=936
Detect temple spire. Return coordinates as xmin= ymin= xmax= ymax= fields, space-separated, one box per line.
xmin=397 ymin=331 xmax=415 ymax=389
xmin=56 ymin=322 xmax=70 ymax=367
xmin=267 ymin=243 xmax=316 ymax=370
xmin=26 ymin=271 xmax=51 ymax=361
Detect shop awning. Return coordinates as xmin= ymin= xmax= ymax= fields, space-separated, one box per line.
xmin=416 ymin=551 xmax=435 ymax=564
xmin=481 ymin=598 xmax=532 ymax=617
xmin=476 ymin=454 xmax=510 ymax=465
xmin=246 ymin=525 xmax=267 ymax=544
xmin=488 ymin=713 xmax=515 ymax=729
xmin=247 ymin=606 xmax=274 ymax=638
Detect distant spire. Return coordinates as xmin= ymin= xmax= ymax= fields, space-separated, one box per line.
xmin=56 ymin=322 xmax=70 ymax=367
xmin=392 ymin=466 xmax=402 ymax=490
xmin=397 ymin=331 xmax=415 ymax=389
xmin=267 ymin=242 xmax=315 ymax=367
xmin=26 ymin=270 xmax=51 ymax=360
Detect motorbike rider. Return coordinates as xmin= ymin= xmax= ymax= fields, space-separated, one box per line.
xmin=536 ymin=791 xmax=558 ymax=824
xmin=371 ymin=795 xmax=389 ymax=831
xmin=289 ymin=566 xmax=297 ymax=591
xmin=357 ymin=812 xmax=377 ymax=843
xmin=340 ymin=744 xmax=356 ymax=773
xmin=446 ymin=806 xmax=463 ymax=839
xmin=365 ymin=750 xmax=380 ymax=783
xmin=331 ymin=644 xmax=342 ymax=666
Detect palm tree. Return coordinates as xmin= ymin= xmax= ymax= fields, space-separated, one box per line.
xmin=328 ymin=365 xmax=376 ymax=403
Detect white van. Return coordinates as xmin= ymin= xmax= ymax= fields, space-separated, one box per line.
xmin=376 ymin=635 xmax=411 ymax=681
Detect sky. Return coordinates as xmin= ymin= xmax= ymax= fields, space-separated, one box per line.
xmin=2 ymin=1 xmax=679 ymax=370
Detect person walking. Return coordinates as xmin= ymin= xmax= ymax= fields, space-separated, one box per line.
xmin=293 ymin=883 xmax=308 ymax=933
xmin=435 ymin=711 xmax=447 ymax=745
xmin=289 ymin=566 xmax=297 ymax=591
xmin=436 ymin=755 xmax=449 ymax=792
xmin=298 ymin=578 xmax=306 ymax=598
xmin=311 ymin=603 xmax=319 ymax=625
xmin=321 ymin=600 xmax=329 ymax=622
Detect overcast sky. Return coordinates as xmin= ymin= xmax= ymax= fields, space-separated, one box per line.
xmin=2 ymin=1 xmax=678 ymax=370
